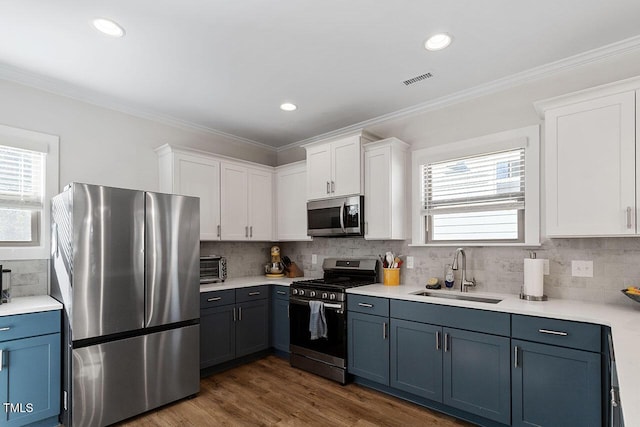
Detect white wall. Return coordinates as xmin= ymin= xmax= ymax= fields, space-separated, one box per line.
xmin=0 ymin=79 xmax=276 ymax=193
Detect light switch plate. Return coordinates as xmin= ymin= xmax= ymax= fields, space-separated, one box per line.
xmin=571 ymin=260 xmax=593 ymax=278
xmin=406 ymin=256 xmax=414 ymax=269
xmin=311 ymin=254 xmax=317 ymax=265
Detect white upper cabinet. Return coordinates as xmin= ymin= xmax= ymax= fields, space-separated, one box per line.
xmin=305 ymin=133 xmax=373 ymax=200
xmin=275 ymin=162 xmax=311 ymax=241
xmin=364 ymin=138 xmax=409 ymax=240
xmin=220 ymin=161 xmax=273 ymax=241
xmin=157 ymin=146 xmax=221 ymax=241
xmin=537 ymin=79 xmax=640 ymax=237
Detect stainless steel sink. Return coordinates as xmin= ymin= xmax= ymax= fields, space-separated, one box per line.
xmin=412 ymin=291 xmax=502 ymax=304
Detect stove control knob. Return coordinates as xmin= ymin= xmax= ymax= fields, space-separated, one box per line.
xmin=292 ymin=289 xmax=298 ymax=295
xmin=329 ymin=293 xmax=336 ymax=300
xmin=322 ymin=292 xmax=328 ymax=299
xmin=299 ymin=290 xmax=305 ymax=296
xmin=309 ymin=291 xmax=316 ymax=297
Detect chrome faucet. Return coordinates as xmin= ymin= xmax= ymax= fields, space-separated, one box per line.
xmin=452 ymin=248 xmax=476 ymax=292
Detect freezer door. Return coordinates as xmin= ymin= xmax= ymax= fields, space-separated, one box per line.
xmin=72 ymin=325 xmax=199 ymax=427
xmin=145 ymin=192 xmax=200 ymax=326
xmin=72 ymin=184 xmax=145 ymax=341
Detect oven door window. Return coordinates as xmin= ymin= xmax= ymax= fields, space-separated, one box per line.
xmin=290 ymin=300 xmax=346 ymax=359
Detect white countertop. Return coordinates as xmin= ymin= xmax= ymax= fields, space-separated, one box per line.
xmin=200 ymin=275 xmax=305 ymax=292
xmin=348 ymin=283 xmax=640 ymax=425
xmin=0 ymin=295 xmax=62 ymax=316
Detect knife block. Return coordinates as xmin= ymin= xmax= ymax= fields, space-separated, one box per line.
xmin=286 ymin=262 xmax=304 ymax=278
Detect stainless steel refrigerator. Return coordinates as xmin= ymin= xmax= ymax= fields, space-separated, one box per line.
xmin=50 ymin=183 xmax=200 ymax=427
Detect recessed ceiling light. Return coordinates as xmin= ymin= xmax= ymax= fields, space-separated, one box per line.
xmin=280 ymin=103 xmax=297 ymax=111
xmin=424 ymin=33 xmax=452 ymax=51
xmin=91 ymin=18 xmax=125 ymax=38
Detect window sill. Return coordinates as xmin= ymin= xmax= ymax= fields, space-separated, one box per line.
xmin=409 ymin=242 xmax=541 ymax=248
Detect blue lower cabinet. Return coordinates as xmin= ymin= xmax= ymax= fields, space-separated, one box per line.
xmin=390 ymin=319 xmax=443 ymax=401
xmin=348 ymin=312 xmax=389 ymax=385
xmin=0 ymin=333 xmax=61 ymax=427
xmin=512 ymin=339 xmax=602 ymax=427
xmin=236 ymin=299 xmax=269 ymax=358
xmin=271 ymin=297 xmax=289 ymax=353
xmin=200 ymin=304 xmax=236 ymax=368
xmin=443 ymin=328 xmax=511 ymax=425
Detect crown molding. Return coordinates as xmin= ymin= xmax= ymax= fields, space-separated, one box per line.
xmin=2 ymin=34 xmax=640 ymax=154
xmin=0 ymin=62 xmax=275 ymax=152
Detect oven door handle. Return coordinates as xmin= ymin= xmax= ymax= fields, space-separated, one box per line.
xmin=290 ymin=298 xmax=344 ymax=311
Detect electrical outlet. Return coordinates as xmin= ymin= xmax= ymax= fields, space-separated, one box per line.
xmin=571 ymin=260 xmax=593 ymax=278
xmin=543 ymin=259 xmax=549 ymax=275
xmin=406 ymin=256 xmax=414 ymax=269
xmin=311 ymin=254 xmax=317 ymax=265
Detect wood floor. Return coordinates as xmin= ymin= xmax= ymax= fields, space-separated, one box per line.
xmin=117 ymin=355 xmax=472 ymax=427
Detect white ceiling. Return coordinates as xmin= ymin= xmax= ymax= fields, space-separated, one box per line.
xmin=1 ymin=1 xmax=640 ymax=148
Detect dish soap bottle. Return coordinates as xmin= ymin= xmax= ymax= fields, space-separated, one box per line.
xmin=444 ymin=264 xmax=454 ymax=288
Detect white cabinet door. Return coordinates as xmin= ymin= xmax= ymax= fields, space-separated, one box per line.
xmin=220 ymin=162 xmax=249 ymax=240
xmin=306 ymin=144 xmax=332 ymax=200
xmin=332 ymin=136 xmax=361 ymax=197
xmin=364 ymin=138 xmax=408 ymax=240
xmin=174 ymin=155 xmax=221 ymax=241
xmin=248 ymin=167 xmax=273 ymax=241
xmin=545 ymin=91 xmax=636 ymax=236
xmin=276 ymin=162 xmax=311 ymax=241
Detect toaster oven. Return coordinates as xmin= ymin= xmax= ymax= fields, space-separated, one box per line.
xmin=200 ymin=255 xmax=227 ymax=284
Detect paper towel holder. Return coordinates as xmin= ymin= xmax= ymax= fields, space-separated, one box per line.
xmin=520 ymin=252 xmax=548 ymax=301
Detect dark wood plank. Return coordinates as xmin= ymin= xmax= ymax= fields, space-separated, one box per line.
xmin=117 ymin=356 xmax=472 ymax=426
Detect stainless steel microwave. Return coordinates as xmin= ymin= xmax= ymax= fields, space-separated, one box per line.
xmin=307 ymin=195 xmax=364 ymax=237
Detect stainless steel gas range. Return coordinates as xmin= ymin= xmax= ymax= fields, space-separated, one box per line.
xmin=289 ymin=258 xmax=378 ymax=384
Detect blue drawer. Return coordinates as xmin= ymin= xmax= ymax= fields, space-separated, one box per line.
xmin=390 ymin=299 xmax=510 ymax=337
xmin=512 ymin=315 xmax=601 ymax=352
xmin=348 ymin=295 xmax=389 ymax=317
xmin=272 ymin=285 xmax=289 ymax=301
xmin=0 ymin=310 xmax=60 ymax=342
xmin=200 ymin=289 xmax=235 ymax=309
xmin=236 ymin=285 xmax=269 ymax=303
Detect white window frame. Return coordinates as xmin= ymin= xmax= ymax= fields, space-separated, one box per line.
xmin=411 ymin=125 xmax=540 ymax=247
xmin=0 ymin=124 xmax=59 ymax=260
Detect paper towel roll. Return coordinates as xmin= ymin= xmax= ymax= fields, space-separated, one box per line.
xmin=523 ymin=258 xmax=545 ymax=297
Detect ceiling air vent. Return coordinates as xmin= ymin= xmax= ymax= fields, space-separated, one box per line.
xmin=403 ymin=72 xmax=433 ymax=86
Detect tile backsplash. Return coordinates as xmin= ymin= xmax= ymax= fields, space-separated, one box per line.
xmin=8 ymin=237 xmax=640 ymax=307
xmin=0 ymin=259 xmax=48 ymax=297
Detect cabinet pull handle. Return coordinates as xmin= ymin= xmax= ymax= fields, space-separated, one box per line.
xmin=0 ymin=349 xmax=3 ymax=371
xmin=435 ymin=330 xmax=441 ymax=351
xmin=358 ymin=302 xmax=373 ymax=308
xmin=326 ymin=181 xmax=330 ymax=194
xmin=238 ymin=306 xmax=243 ymax=321
xmin=538 ymin=329 xmax=568 ymax=336
xmin=245 ymin=226 xmax=248 ymax=237
xmin=0 ymin=327 xmax=10 ymax=332
xmin=276 ymin=290 xmax=286 ymax=295
xmin=382 ymin=322 xmax=387 ymax=339
xmin=287 ymin=305 xmax=290 ymax=319
xmin=207 ymin=297 xmax=222 ymax=302
xmin=217 ymin=224 xmax=221 ymax=237
xmin=331 ymin=181 xmax=335 ymax=193
xmin=250 ymin=226 xmax=253 ymax=238
xmin=233 ymin=307 xmax=237 ymax=322
xmin=514 ymin=346 xmax=519 ymax=368
xmin=627 ymin=206 xmax=633 ymax=229
xmin=248 ymin=291 xmax=260 ymax=296
xmin=444 ymin=333 xmax=449 ymax=352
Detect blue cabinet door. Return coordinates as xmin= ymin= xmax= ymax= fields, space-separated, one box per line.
xmin=236 ymin=299 xmax=269 ymax=358
xmin=348 ymin=312 xmax=389 ymax=385
xmin=512 ymin=339 xmax=602 ymax=427
xmin=443 ymin=328 xmax=510 ymax=424
xmin=0 ymin=333 xmax=60 ymax=427
xmin=200 ymin=304 xmax=236 ymax=367
xmin=271 ymin=297 xmax=290 ymax=353
xmin=390 ymin=319 xmax=443 ymax=401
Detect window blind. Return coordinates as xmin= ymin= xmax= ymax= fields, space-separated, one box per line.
xmin=0 ymin=144 xmax=45 ymax=210
xmin=422 ymin=148 xmax=525 ymax=215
